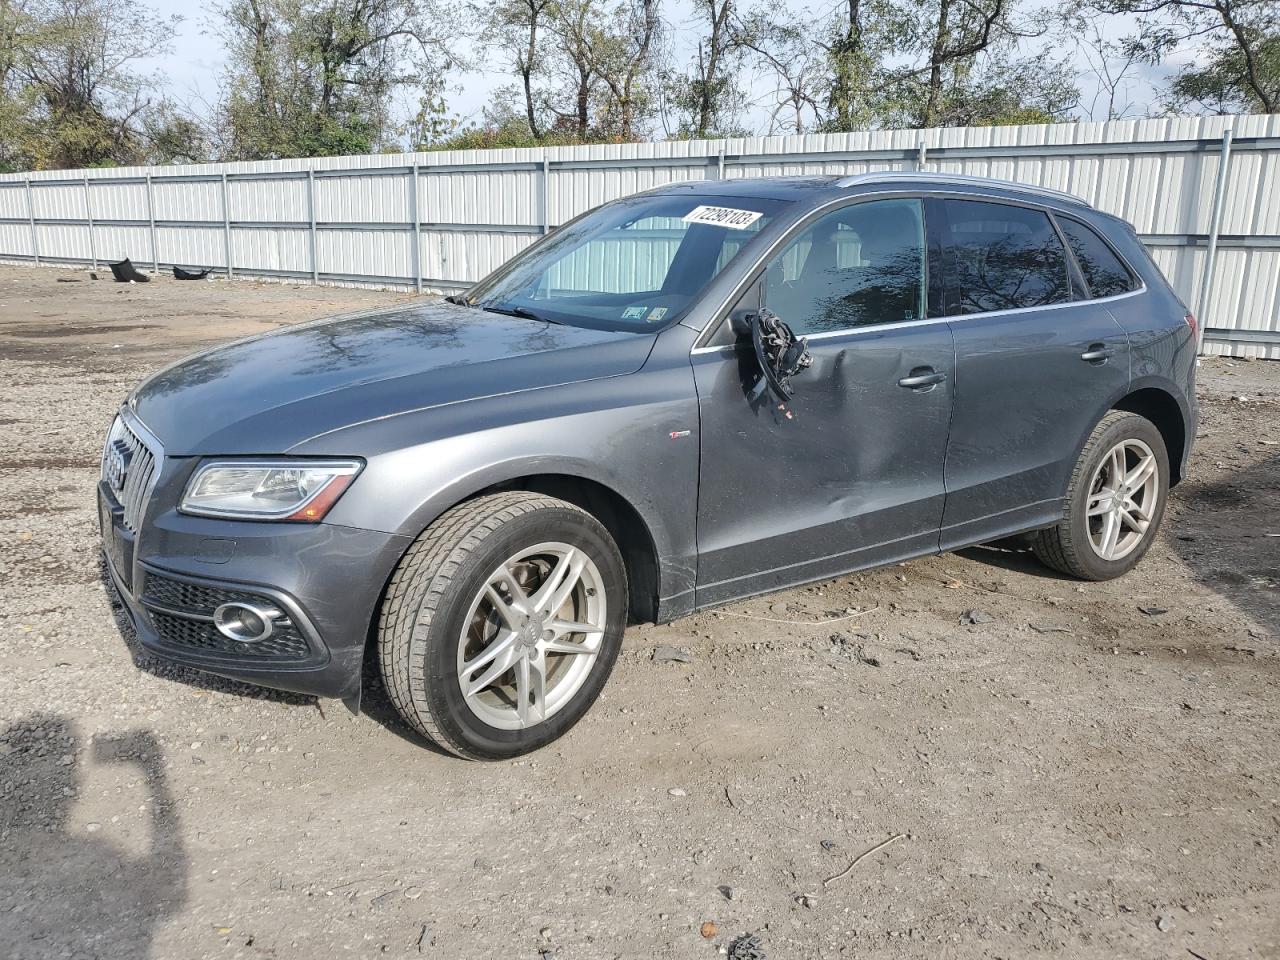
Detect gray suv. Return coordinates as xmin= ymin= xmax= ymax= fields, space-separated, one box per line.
xmin=99 ymin=172 xmax=1197 ymax=759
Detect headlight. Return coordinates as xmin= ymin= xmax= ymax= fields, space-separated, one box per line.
xmin=180 ymin=460 xmax=362 ymax=521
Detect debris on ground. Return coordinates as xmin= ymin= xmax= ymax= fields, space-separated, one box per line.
xmin=727 ymin=933 xmax=767 ymax=960
xmin=108 ymin=257 xmax=150 ymax=283
xmin=700 ymin=921 xmax=717 ymax=939
xmin=717 ymin=884 xmax=735 ymax=901
xmin=961 ymin=609 xmax=996 ymax=625
xmin=652 ymin=644 xmax=693 ymax=663
xmin=1029 ymin=621 xmax=1070 ymax=634
xmin=1138 ymin=606 xmax=1170 ymax=616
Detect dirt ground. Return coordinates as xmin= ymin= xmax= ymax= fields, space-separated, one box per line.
xmin=1 ymin=263 xmax=1278 ymax=960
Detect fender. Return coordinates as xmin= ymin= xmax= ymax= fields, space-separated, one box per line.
xmin=312 ymin=358 xmax=703 ymax=620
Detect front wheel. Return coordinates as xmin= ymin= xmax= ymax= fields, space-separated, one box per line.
xmin=378 ymin=492 xmax=627 ymax=760
xmin=1033 ymin=410 xmax=1169 ymax=581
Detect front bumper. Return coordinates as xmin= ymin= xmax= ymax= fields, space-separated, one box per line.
xmin=100 ymin=481 xmax=410 ymax=701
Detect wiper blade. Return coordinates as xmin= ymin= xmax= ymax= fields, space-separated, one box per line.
xmin=477 ymin=304 xmax=560 ymax=325
xmin=444 ymin=294 xmax=472 ymax=306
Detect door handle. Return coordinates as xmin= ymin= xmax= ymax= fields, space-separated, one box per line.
xmin=898 ymin=368 xmax=948 ymax=390
xmin=1080 ymin=344 xmax=1114 ymax=363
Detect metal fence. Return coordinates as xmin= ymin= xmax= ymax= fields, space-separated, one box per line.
xmin=1 ymin=113 xmax=1278 ymax=358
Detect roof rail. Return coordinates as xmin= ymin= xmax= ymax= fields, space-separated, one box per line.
xmin=835 ymin=171 xmax=1091 ymax=207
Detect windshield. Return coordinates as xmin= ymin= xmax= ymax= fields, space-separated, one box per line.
xmin=466 ymin=193 xmax=788 ymax=332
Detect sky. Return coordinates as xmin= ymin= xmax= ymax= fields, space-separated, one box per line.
xmin=139 ymin=0 xmax=1194 ymax=142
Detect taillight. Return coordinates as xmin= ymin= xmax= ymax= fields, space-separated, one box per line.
xmin=1184 ymin=312 xmax=1198 ymax=340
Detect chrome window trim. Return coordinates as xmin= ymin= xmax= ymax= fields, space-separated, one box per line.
xmin=690 ymin=188 xmax=1148 ymax=354
xmin=689 ymin=276 xmax=1146 ymax=356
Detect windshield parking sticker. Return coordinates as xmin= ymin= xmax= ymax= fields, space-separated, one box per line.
xmin=646 ymin=307 xmax=669 ymax=322
xmin=682 ymin=205 xmax=763 ymax=230
xmin=622 ymin=305 xmax=648 ymax=320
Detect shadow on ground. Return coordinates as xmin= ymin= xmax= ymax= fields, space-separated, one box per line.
xmin=1169 ymin=453 xmax=1280 ymax=636
xmin=0 ymin=715 xmax=186 ymax=959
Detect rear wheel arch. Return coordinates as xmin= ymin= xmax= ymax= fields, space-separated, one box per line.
xmin=1110 ymin=387 xmax=1188 ymax=486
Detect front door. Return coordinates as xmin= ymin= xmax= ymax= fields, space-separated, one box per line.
xmin=692 ymin=197 xmax=955 ymax=607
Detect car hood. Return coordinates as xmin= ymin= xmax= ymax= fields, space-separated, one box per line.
xmin=129 ymin=301 xmax=655 ymax=455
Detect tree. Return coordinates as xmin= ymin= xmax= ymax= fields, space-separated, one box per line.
xmin=1071 ymin=18 xmax=1145 ymax=120
xmin=215 ymin=0 xmax=456 ymax=160
xmin=824 ymin=0 xmax=883 ymax=131
xmin=1169 ymin=34 xmax=1279 ymax=112
xmin=735 ymin=8 xmax=826 ymax=134
xmin=869 ymin=0 xmax=1076 ymax=127
xmin=581 ymin=0 xmax=662 ymax=140
xmin=0 ymin=0 xmax=178 ymax=169
xmin=666 ymin=0 xmax=745 ymax=138
xmin=1102 ymin=0 xmax=1279 ymax=113
xmin=477 ymin=0 xmax=555 ymax=139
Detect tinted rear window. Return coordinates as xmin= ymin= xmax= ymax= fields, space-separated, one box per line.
xmin=1057 ymin=216 xmax=1135 ymax=298
xmin=939 ymin=200 xmax=1071 ymax=315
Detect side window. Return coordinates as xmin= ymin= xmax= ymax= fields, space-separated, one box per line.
xmin=1057 ymin=216 xmax=1135 ymax=299
xmin=763 ymin=198 xmax=925 ymax=335
xmin=939 ymin=200 xmax=1071 ymax=315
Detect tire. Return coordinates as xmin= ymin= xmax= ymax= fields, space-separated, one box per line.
xmin=1033 ymin=410 xmax=1169 ymax=581
xmin=378 ymin=491 xmax=627 ymax=760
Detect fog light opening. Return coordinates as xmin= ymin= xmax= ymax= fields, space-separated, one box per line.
xmin=213 ymin=602 xmax=283 ymax=643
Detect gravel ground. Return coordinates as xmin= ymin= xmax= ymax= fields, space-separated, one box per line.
xmin=1 ymin=264 xmax=1278 ymax=960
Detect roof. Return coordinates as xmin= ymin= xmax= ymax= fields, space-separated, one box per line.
xmin=836 ymin=171 xmax=1092 ymax=207
xmin=647 ymin=171 xmax=1091 ymax=208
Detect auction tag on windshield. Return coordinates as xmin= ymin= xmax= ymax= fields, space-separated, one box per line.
xmin=682 ymin=205 xmax=763 ymax=230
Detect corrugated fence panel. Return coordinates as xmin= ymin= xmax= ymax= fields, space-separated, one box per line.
xmin=317 ymin=173 xmax=410 ymax=224
xmin=94 ymin=225 xmax=151 ymax=262
xmin=1 ymin=114 xmax=1277 ymax=356
xmin=231 ymin=227 xmax=311 ymax=274
xmin=0 ymin=221 xmax=31 ymax=257
xmin=0 ymin=184 xmax=27 ymax=220
xmin=31 ymin=183 xmax=86 ymax=220
xmin=89 ymin=181 xmax=147 ymax=221
xmin=160 ymin=226 xmax=226 ymax=268
xmin=153 ymin=179 xmax=222 ymax=223
xmin=34 ymin=222 xmax=91 ymax=261
xmin=231 ymin=176 xmax=307 ymax=223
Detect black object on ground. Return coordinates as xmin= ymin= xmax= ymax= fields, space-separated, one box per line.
xmin=109 ymin=258 xmax=150 ymax=283
xmin=173 ymin=266 xmax=212 ymax=280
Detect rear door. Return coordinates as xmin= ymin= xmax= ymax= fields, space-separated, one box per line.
xmin=692 ymin=197 xmax=955 ymax=606
xmin=932 ymin=197 xmax=1131 ymax=549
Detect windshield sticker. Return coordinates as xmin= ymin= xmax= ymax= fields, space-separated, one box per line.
xmin=622 ymin=305 xmax=648 ymax=320
xmin=682 ymin=205 xmax=763 ymax=230
xmin=646 ymin=307 xmax=669 ymax=322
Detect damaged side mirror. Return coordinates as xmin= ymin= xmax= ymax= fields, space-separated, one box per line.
xmin=749 ymin=308 xmax=812 ymax=402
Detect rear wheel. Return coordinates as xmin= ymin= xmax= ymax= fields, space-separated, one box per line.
xmin=1033 ymin=410 xmax=1168 ymax=580
xmin=378 ymin=492 xmax=627 ymax=759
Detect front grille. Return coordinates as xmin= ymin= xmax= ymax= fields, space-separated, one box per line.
xmin=143 ymin=576 xmax=265 ymax=617
xmin=150 ymin=611 xmax=311 ymax=660
xmin=141 ymin=570 xmax=312 ymax=662
xmin=101 ymin=413 xmax=161 ymax=532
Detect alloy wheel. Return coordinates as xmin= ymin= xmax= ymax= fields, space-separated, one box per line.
xmin=456 ymin=541 xmax=607 ymax=730
xmin=1085 ymin=438 xmax=1160 ymax=562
